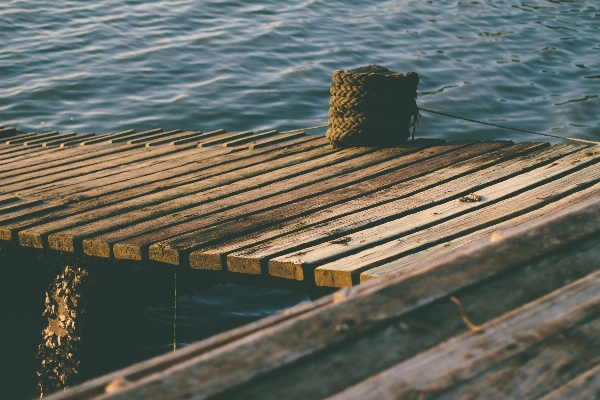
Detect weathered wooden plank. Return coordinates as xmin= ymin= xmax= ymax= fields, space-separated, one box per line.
xmin=87 ymin=141 xmax=444 ymax=259
xmin=126 ymin=129 xmax=182 ymax=145
xmin=0 ymin=198 xmax=46 ymax=214
xmin=49 ymin=230 xmax=600 ymax=400
xmin=361 ymin=182 xmax=600 ymax=282
xmin=218 ymin=143 xmax=577 ymax=275
xmin=41 ymin=146 xmax=374 ymax=252
xmin=221 ymin=130 xmax=279 ymax=147
xmin=107 ymin=128 xmax=163 ymax=144
xmin=0 ymin=127 xmax=17 ymax=138
xmin=539 ymin=364 xmax=600 ymax=400
xmin=5 ymin=138 xmax=332 ymax=246
xmin=0 ymin=145 xmax=55 ymax=162
xmin=48 ymin=199 xmax=600 ymax=400
xmin=26 ymin=132 xmax=77 ymax=146
xmin=198 ymin=130 xmax=255 ymax=147
xmin=249 ymin=132 xmax=306 ymax=149
xmin=2 ymin=131 xmax=37 ymax=144
xmin=0 ymin=144 xmax=188 ymax=193
xmin=171 ymin=141 xmax=543 ymax=269
xmin=0 ymin=197 xmax=20 ymax=207
xmin=9 ymin=145 xmax=244 ymax=201
xmin=169 ymin=129 xmax=228 ymax=145
xmin=0 ymin=137 xmax=327 ymax=240
xmin=2 ymin=130 xmax=58 ymax=145
xmin=312 ymin=162 xmax=600 ymax=287
xmin=55 ymin=134 xmax=96 ymax=147
xmin=77 ymin=130 xmax=134 ymax=146
xmin=205 ymin=238 xmax=600 ymax=400
xmin=0 ymin=142 xmax=142 ymax=180
xmin=268 ymin=149 xmax=600 ymax=284
xmin=22 ymin=132 xmax=70 ymax=146
xmin=44 ymin=297 xmax=335 ymax=400
xmin=152 ymin=141 xmax=519 ymax=267
xmin=144 ymin=130 xmax=206 ymax=146
xmin=328 ymin=272 xmax=600 ymax=400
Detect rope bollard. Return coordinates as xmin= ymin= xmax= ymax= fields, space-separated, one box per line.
xmin=326 ymin=65 xmax=419 ymax=148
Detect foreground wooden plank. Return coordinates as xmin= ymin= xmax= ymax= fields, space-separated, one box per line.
xmin=46 ymin=198 xmax=600 ymax=400
xmin=539 ymin=364 xmax=600 ymax=400
xmin=329 ymin=271 xmax=600 ymax=400
xmin=313 ymin=162 xmax=600 ymax=287
xmin=268 ymin=148 xmax=599 ymax=284
xmin=169 ymin=129 xmax=229 ymax=145
xmin=361 ymin=182 xmax=600 ymax=282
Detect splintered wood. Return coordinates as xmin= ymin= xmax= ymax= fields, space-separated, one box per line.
xmin=1 ymin=127 xmax=599 ymax=290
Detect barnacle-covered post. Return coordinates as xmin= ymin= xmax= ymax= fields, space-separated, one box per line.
xmin=326 ymin=65 xmax=419 ymax=148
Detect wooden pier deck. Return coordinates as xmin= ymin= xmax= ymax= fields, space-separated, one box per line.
xmin=1 ymin=126 xmax=599 ymax=291
xmin=2 ymin=125 xmax=599 ymax=399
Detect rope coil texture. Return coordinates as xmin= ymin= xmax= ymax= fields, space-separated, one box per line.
xmin=326 ymin=65 xmax=419 ymax=148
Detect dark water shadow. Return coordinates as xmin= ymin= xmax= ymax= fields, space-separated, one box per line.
xmin=0 ymin=243 xmax=309 ymax=399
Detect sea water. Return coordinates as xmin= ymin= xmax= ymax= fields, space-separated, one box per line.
xmin=1 ymin=0 xmax=599 ymax=398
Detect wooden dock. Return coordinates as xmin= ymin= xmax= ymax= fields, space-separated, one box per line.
xmin=1 ymin=126 xmax=600 ymax=292
xmin=2 ymin=125 xmax=599 ymax=398
xmin=46 ymin=197 xmax=600 ymax=399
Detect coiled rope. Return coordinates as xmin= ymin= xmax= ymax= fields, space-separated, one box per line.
xmin=325 ymin=65 xmax=419 ymax=148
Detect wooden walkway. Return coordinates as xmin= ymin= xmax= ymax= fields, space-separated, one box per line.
xmin=1 ymin=126 xmax=600 ymax=292
xmin=47 ymin=197 xmax=600 ymax=399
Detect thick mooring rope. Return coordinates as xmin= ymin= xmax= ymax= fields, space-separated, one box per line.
xmin=325 ymin=65 xmax=419 ymax=148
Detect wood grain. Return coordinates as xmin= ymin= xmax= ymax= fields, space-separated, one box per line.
xmin=361 ymin=182 xmax=600 ymax=282
xmin=267 ymin=148 xmax=599 ymax=285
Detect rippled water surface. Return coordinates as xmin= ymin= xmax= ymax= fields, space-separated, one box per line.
xmin=0 ymin=0 xmax=599 ymax=398
xmin=1 ymin=0 xmax=598 ymax=142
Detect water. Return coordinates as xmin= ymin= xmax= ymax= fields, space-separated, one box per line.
xmin=0 ymin=0 xmax=599 ymax=398
xmin=1 ymin=0 xmax=598 ymax=143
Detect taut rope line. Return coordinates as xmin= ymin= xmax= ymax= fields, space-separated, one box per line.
xmin=418 ymin=107 xmax=599 ymax=146
xmin=280 ymin=109 xmax=599 ymax=146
